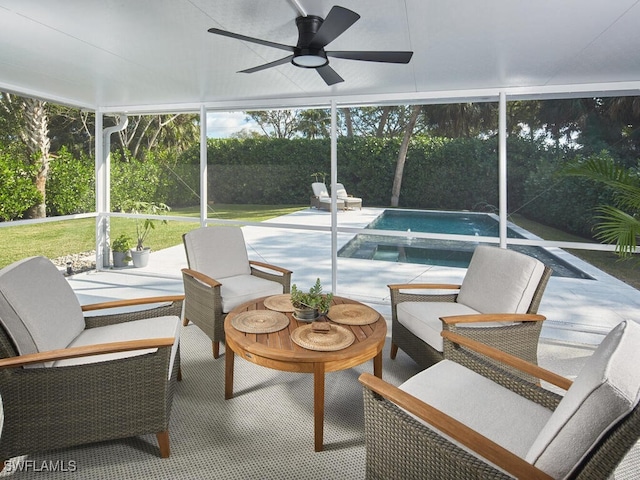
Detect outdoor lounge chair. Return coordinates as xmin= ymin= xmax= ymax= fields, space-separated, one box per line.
xmin=0 ymin=256 xmax=183 ymax=460
xmin=388 ymin=245 xmax=552 ymax=371
xmin=310 ymin=182 xmax=345 ymax=211
xmin=181 ymin=226 xmax=292 ymax=359
xmin=359 ymin=318 xmax=640 ymax=479
xmin=334 ymin=182 xmax=362 ymax=210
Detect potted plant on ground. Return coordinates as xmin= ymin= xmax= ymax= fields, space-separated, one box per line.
xmin=128 ymin=201 xmax=170 ymax=268
xmin=290 ymin=278 xmax=333 ymax=321
xmin=111 ymin=234 xmax=133 ymax=267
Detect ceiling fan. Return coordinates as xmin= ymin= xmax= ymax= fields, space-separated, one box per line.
xmin=208 ymin=5 xmax=413 ymax=86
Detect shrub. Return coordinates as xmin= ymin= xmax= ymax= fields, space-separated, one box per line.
xmin=0 ymin=150 xmax=41 ymax=221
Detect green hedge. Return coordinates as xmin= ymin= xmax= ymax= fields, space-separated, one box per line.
xmin=0 ymin=135 xmax=612 ymax=241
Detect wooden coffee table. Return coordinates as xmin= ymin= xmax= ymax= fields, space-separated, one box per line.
xmin=224 ymin=295 xmax=387 ymax=452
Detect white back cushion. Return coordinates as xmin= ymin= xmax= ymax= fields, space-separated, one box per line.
xmin=312 ymin=182 xmax=329 ymax=198
xmin=183 ymin=226 xmax=251 ymax=279
xmin=0 ymin=256 xmax=85 ymax=354
xmin=457 ymin=246 xmax=545 ymax=314
xmin=526 ymin=320 xmax=640 ymax=479
xmin=335 ymin=183 xmax=348 ymax=197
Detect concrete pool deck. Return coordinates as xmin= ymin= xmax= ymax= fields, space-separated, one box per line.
xmin=68 ymin=207 xmax=640 ymax=347
xmin=63 ymin=207 xmax=640 ymax=475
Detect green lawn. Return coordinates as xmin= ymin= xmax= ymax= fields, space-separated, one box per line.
xmin=0 ymin=205 xmax=305 ymax=269
xmin=1 ymin=207 xmax=637 ymax=291
xmin=509 ymin=214 xmax=640 ymax=290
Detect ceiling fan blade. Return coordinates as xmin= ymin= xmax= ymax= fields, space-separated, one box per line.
xmin=327 ymin=51 xmax=414 ymax=63
xmin=309 ymin=6 xmax=360 ymax=49
xmin=238 ymin=55 xmax=294 ymax=74
xmin=316 ymin=65 xmax=344 ymax=86
xmin=208 ymin=28 xmax=294 ymax=52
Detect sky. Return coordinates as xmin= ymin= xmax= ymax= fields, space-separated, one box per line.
xmin=206 ymin=111 xmax=260 ymax=138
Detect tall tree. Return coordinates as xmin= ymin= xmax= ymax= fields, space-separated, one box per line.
xmin=391 ymin=105 xmax=422 ymax=207
xmin=298 ymin=109 xmax=331 ymax=139
xmin=248 ymin=110 xmax=301 ymax=139
xmin=0 ymin=93 xmax=50 ymax=218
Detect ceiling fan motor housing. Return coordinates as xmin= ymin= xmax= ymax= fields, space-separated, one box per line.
xmin=292 ymin=16 xmax=328 ymax=68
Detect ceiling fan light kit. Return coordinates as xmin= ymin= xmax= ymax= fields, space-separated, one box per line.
xmin=208 ymin=5 xmax=413 ymax=85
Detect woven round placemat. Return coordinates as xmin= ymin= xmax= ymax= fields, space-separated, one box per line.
xmin=231 ymin=310 xmax=290 ymax=334
xmin=290 ymin=324 xmax=355 ymax=351
xmin=263 ymin=294 xmax=295 ymax=312
xmin=327 ymin=303 xmax=379 ymax=325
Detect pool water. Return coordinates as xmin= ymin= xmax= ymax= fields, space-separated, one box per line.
xmin=339 ymin=210 xmax=593 ymax=279
xmin=367 ymin=210 xmax=522 ymax=238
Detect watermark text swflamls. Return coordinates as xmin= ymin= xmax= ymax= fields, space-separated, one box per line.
xmin=3 ymin=459 xmax=77 ymax=473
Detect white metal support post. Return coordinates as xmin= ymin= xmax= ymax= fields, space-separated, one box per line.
xmin=200 ymin=105 xmax=208 ymax=226
xmin=95 ymin=113 xmax=128 ymax=269
xmin=498 ymin=92 xmax=507 ymax=248
xmin=95 ymin=112 xmax=106 ymax=270
xmin=330 ymin=100 xmax=338 ymax=294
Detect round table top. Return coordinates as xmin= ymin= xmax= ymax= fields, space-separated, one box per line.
xmin=224 ymin=295 xmax=387 ymax=367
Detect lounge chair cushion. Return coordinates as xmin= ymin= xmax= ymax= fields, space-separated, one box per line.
xmin=457 ymin=246 xmax=546 ymax=314
xmin=526 ymin=320 xmax=640 ymax=479
xmin=312 ymin=182 xmax=329 ymax=198
xmin=400 ymin=359 xmax=552 ymax=458
xmin=0 ymin=256 xmax=85 ymax=355
xmin=219 ymin=274 xmax=284 ymax=313
xmin=397 ymin=301 xmax=481 ymax=352
xmin=183 ymin=226 xmax=251 ymax=279
xmin=57 ymin=315 xmax=181 ymax=378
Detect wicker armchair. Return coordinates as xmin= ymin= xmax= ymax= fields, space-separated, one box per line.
xmin=181 ymin=226 xmax=292 ymax=359
xmin=389 ymin=245 xmax=552 ymax=370
xmin=360 ymin=319 xmax=640 ymax=480
xmin=0 ymin=256 xmax=183 ymax=460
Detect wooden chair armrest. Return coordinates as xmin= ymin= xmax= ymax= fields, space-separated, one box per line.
xmin=442 ymin=330 xmax=573 ymax=391
xmin=0 ymin=337 xmax=175 ymax=369
xmin=249 ymin=260 xmax=293 ymax=275
xmin=358 ymin=373 xmax=553 ymax=480
xmin=181 ymin=268 xmax=221 ymax=288
xmin=81 ymin=295 xmax=184 ymax=312
xmin=388 ymin=283 xmax=461 ymax=291
xmin=441 ymin=313 xmax=546 ymax=325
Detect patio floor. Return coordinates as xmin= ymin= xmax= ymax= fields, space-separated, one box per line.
xmin=69 ymin=207 xmax=640 ymax=348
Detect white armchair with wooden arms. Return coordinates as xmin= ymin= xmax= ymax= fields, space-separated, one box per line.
xmin=389 ymin=245 xmax=552 ymax=370
xmin=0 ymin=256 xmax=183 ymax=461
xmin=360 ymin=319 xmax=640 ymax=480
xmin=181 ymin=226 xmax=292 ymax=358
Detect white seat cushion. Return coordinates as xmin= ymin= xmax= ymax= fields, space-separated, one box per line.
xmin=0 ymin=257 xmax=85 ymax=355
xmin=397 ymin=301 xmax=480 ymax=352
xmin=57 ymin=315 xmax=181 ymax=379
xmin=184 ymin=226 xmax=252 ymax=279
xmin=526 ymin=320 xmax=640 ymax=479
xmin=457 ymin=246 xmax=546 ymax=314
xmin=219 ymin=274 xmax=284 ymax=313
xmin=400 ymin=360 xmax=552 ymax=458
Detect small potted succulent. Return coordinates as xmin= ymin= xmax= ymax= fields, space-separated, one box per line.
xmin=290 ymin=278 xmax=333 ymax=321
xmin=111 ymin=234 xmax=133 ymax=267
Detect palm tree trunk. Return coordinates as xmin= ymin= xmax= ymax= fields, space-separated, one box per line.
xmin=22 ymin=98 xmax=50 ymax=219
xmin=391 ymin=105 xmax=421 ymax=207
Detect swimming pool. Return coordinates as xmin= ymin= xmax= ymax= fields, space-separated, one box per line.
xmin=339 ymin=210 xmax=593 ymax=279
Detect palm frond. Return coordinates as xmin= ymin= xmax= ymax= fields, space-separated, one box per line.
xmin=594 ymin=205 xmax=640 ymax=258
xmin=564 ymin=155 xmax=640 ymax=211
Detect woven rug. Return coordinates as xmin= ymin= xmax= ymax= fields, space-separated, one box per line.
xmin=3 ymin=326 xmax=638 ymax=479
xmin=1 ymin=323 xmax=420 ymax=480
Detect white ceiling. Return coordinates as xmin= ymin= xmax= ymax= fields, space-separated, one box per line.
xmin=0 ymin=0 xmax=639 ymax=113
